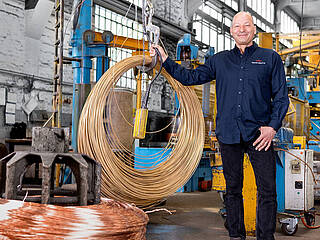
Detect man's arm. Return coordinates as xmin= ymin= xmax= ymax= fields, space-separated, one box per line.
xmin=150 ymin=45 xmax=216 ymax=86
xmin=253 ymin=52 xmax=289 ymax=151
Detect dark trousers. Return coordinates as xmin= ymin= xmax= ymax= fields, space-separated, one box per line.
xmin=219 ymin=136 xmax=277 ymax=240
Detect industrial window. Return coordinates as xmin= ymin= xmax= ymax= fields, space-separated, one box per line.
xmin=248 ymin=0 xmax=274 ymax=25
xmin=193 ymin=2 xmax=233 ymax=52
xmin=94 ymin=4 xmax=147 ymax=90
xmin=270 ymin=3 xmax=274 ymax=24
xmin=280 ymin=10 xmax=299 ymax=48
xmin=231 ymin=0 xmax=238 ymax=11
xmin=220 ymin=0 xmax=238 ymax=10
xmin=127 ymin=0 xmax=143 ymax=8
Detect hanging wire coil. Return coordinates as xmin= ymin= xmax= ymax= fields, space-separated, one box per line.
xmin=78 ymin=55 xmax=204 ymax=208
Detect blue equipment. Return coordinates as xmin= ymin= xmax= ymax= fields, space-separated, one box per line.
xmin=70 ymin=0 xmax=113 ymax=151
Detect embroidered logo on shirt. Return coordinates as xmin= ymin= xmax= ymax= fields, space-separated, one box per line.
xmin=251 ymin=59 xmax=266 ymax=64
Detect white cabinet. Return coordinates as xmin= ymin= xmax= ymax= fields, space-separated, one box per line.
xmin=285 ymin=149 xmax=314 ymax=210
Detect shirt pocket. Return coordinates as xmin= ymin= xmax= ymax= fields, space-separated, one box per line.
xmin=245 ymin=60 xmax=270 ymax=85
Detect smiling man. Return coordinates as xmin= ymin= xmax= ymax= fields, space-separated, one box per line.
xmin=151 ymin=12 xmax=289 ymax=240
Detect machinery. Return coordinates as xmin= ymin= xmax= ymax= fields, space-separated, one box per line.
xmin=273 ymin=128 xmax=316 ymax=235
xmin=260 ymin=31 xmax=320 ymax=235
xmin=176 ymin=34 xmax=215 ymax=192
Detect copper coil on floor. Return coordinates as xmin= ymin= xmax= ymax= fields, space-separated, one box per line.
xmin=0 ymin=198 xmax=148 ymax=240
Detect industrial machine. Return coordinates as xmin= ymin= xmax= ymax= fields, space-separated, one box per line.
xmin=176 ymin=34 xmax=215 ymax=192
xmin=273 ymin=127 xmax=316 ymax=235
xmin=268 ymin=31 xmax=320 ymax=234
xmin=284 ymin=149 xmax=314 ymax=211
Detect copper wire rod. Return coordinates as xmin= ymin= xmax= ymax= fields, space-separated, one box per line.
xmin=78 ymin=55 xmax=204 ymax=208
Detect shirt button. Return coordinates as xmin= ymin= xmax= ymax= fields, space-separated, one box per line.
xmin=238 ymin=91 xmax=241 ymax=94
xmin=240 ymin=78 xmax=242 ymax=81
xmin=238 ymin=104 xmax=241 ymax=107
xmin=240 ymin=66 xmax=244 ymax=69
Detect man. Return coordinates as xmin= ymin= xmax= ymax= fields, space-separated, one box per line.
xmin=151 ymin=12 xmax=289 ymax=240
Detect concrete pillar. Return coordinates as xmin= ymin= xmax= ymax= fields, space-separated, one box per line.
xmin=239 ymin=0 xmax=247 ymax=12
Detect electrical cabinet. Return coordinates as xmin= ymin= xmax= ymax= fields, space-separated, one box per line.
xmin=285 ymin=149 xmax=314 ymax=210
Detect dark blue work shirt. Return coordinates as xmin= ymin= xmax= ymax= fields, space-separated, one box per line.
xmin=163 ymin=42 xmax=289 ymax=144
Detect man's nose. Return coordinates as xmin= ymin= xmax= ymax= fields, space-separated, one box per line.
xmin=240 ymin=25 xmax=245 ymax=32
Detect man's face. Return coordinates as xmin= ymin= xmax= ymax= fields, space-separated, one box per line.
xmin=230 ymin=13 xmax=256 ymax=46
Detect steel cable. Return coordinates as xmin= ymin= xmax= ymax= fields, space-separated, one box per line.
xmin=78 ymin=55 xmax=204 ymax=208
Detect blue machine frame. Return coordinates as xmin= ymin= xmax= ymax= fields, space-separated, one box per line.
xmin=70 ymin=0 xmax=112 ymax=151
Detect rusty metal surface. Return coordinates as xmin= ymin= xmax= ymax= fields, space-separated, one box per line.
xmin=0 ymin=152 xmax=101 ymax=206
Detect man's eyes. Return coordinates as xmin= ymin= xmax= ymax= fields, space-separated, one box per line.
xmin=234 ymin=24 xmax=250 ymax=28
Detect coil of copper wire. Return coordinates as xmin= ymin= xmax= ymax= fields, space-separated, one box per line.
xmin=0 ymin=198 xmax=148 ymax=239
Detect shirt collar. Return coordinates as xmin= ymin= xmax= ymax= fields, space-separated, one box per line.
xmin=233 ymin=42 xmax=258 ymax=56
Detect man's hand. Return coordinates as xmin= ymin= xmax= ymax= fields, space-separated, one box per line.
xmin=253 ymin=126 xmax=276 ymax=151
xmin=150 ymin=44 xmax=168 ymax=62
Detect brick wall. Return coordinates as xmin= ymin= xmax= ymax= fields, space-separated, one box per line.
xmin=0 ymin=0 xmax=73 ymax=140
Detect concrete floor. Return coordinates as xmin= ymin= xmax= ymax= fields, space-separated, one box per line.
xmin=146 ymin=191 xmax=320 ymax=240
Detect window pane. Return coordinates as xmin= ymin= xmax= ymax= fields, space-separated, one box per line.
xmin=218 ymin=33 xmax=224 ymax=52
xmin=210 ymin=28 xmax=217 ymax=50
xmin=194 ymin=21 xmax=202 ymax=41
xmin=225 ymin=17 xmax=232 ymax=27
xmin=252 ymin=0 xmax=257 ymax=11
xmin=94 ymin=4 xmax=144 ymax=89
xmin=232 ymin=0 xmax=238 ymax=10
xmin=271 ymin=3 xmax=274 ymax=24
xmin=225 ymin=36 xmax=230 ymax=50
xmin=202 ymin=23 xmax=210 ymax=45
xmin=225 ymin=0 xmax=231 ymax=6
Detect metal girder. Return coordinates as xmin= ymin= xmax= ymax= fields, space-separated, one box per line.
xmin=207 ymin=0 xmax=237 ymax=20
xmin=87 ymin=31 xmax=150 ymax=50
xmin=279 ymin=30 xmax=320 ymax=35
xmin=195 ymin=10 xmax=231 ymax=34
xmin=278 ymin=39 xmax=320 ymax=55
xmin=278 ymin=35 xmax=320 ymax=40
xmin=297 ymin=60 xmax=320 ymax=70
xmin=292 ymin=51 xmax=320 ymax=58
